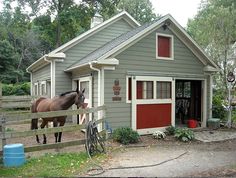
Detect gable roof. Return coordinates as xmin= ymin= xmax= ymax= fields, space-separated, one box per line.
xmin=66 ymin=14 xmax=219 ymax=72
xmin=27 ymin=11 xmax=140 ymax=72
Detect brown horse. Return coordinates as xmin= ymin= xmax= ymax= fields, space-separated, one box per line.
xmin=31 ymin=88 xmax=85 ymax=144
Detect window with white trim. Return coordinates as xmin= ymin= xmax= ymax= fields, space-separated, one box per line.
xmin=40 ymin=81 xmax=47 ymax=96
xmin=126 ymin=77 xmax=172 ymax=102
xmin=156 ymin=33 xmax=174 ymax=60
xmin=34 ymin=82 xmax=39 ymax=96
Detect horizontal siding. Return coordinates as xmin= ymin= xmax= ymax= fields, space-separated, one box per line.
xmin=32 ymin=64 xmax=50 ymax=83
xmin=104 ymin=27 xmax=208 ymax=130
xmin=56 ymin=19 xmax=134 ymax=96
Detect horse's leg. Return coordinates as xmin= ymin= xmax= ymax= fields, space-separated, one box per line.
xmin=53 ymin=119 xmax=58 ymax=143
xmin=40 ymin=120 xmax=48 ymax=144
xmin=58 ymin=118 xmax=66 ymax=142
xmin=31 ymin=118 xmax=40 ymax=143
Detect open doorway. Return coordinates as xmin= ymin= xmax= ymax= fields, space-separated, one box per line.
xmin=175 ymin=80 xmax=202 ymax=127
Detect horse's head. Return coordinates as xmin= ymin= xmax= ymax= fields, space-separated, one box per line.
xmin=75 ymin=88 xmax=86 ymax=108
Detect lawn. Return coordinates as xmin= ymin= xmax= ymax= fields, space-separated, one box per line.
xmin=0 ymin=152 xmax=91 ymax=177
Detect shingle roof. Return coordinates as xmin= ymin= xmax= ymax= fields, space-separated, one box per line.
xmin=66 ymin=17 xmax=163 ymax=70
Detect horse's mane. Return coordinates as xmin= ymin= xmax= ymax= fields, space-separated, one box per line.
xmin=60 ymin=90 xmax=76 ymax=96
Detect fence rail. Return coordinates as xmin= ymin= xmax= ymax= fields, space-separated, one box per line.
xmin=0 ymin=105 xmax=107 ymax=155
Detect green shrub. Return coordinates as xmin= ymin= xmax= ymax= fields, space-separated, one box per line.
xmin=174 ymin=128 xmax=195 ymax=142
xmin=212 ymin=94 xmax=227 ymax=120
xmin=165 ymin=126 xmax=176 ymax=135
xmin=2 ymin=82 xmax=30 ymax=96
xmin=112 ymin=127 xmax=139 ymax=145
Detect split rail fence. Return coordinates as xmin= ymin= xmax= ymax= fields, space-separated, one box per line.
xmin=0 ymin=83 xmax=107 ymax=159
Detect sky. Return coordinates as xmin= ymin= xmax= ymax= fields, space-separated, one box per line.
xmin=150 ymin=0 xmax=202 ymax=27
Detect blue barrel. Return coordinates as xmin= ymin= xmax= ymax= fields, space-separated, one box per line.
xmin=3 ymin=143 xmax=25 ymax=167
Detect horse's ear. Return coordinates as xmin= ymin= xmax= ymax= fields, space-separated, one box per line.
xmin=82 ymin=88 xmax=85 ymax=93
xmin=76 ymin=88 xmax=79 ymax=93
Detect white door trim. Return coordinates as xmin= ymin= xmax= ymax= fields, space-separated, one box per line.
xmin=72 ymin=76 xmax=92 ymax=124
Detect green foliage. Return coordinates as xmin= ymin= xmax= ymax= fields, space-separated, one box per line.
xmin=117 ymin=0 xmax=158 ymax=24
xmin=174 ymin=128 xmax=195 ymax=142
xmin=2 ymin=82 xmax=30 ymax=96
xmin=212 ymin=92 xmax=227 ymax=120
xmin=0 ymin=152 xmax=88 ymax=177
xmin=187 ymin=0 xmax=236 ymax=94
xmin=165 ymin=126 xmax=176 ymax=135
xmin=112 ymin=127 xmax=140 ymax=145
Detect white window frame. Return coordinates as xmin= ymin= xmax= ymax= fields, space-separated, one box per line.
xmin=156 ymin=33 xmax=174 ymax=60
xmin=40 ymin=81 xmax=47 ymax=96
xmin=126 ymin=76 xmax=132 ymax=103
xmin=34 ymin=82 xmax=39 ymax=96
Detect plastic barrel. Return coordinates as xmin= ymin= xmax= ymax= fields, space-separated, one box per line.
xmin=3 ymin=143 xmax=25 ymax=167
xmin=188 ymin=119 xmax=197 ymax=128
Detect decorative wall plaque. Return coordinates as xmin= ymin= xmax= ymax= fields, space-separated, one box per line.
xmin=112 ymin=79 xmax=121 ymax=101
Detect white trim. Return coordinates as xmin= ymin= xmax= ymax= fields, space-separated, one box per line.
xmin=131 ymin=76 xmax=137 ymax=130
xmin=33 ymin=82 xmax=39 ymax=96
xmin=131 ymin=76 xmax=174 ymax=134
xmin=30 ymin=72 xmax=33 ymax=95
xmin=202 ymin=79 xmax=207 ymax=127
xmin=171 ymin=79 xmax=176 ymax=127
xmin=126 ymin=76 xmax=131 ymax=103
xmin=209 ymin=75 xmax=213 ymax=119
xmin=72 ymin=76 xmax=93 ymax=124
xmin=39 ymin=81 xmax=47 ymax=96
xmin=51 ymin=60 xmax=56 ymax=98
xmin=156 ymin=33 xmax=174 ymax=60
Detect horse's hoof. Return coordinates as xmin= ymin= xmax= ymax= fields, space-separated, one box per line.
xmin=43 ymin=141 xmax=47 ymax=144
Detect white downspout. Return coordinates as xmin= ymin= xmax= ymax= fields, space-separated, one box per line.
xmin=89 ymin=62 xmax=102 ymax=131
xmin=44 ymin=56 xmax=55 ymax=98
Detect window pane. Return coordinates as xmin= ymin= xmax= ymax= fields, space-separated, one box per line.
xmin=156 ymin=81 xmax=171 ymax=99
xmin=136 ymin=81 xmax=153 ymax=99
xmin=158 ymin=36 xmax=171 ymax=58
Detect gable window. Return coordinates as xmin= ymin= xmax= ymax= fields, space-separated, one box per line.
xmin=156 ymin=33 xmax=174 ymax=60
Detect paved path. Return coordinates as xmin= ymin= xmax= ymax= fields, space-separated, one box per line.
xmin=194 ymin=130 xmax=236 ymax=142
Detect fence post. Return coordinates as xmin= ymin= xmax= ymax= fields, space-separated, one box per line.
xmin=0 ymin=114 xmax=6 ymax=163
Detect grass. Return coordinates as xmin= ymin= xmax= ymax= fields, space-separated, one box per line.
xmin=0 ymin=152 xmax=91 ymax=177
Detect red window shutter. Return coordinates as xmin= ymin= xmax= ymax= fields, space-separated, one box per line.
xmin=128 ymin=77 xmax=132 ymax=100
xmin=137 ymin=81 xmax=143 ymax=99
xmin=158 ymin=36 xmax=171 ymax=58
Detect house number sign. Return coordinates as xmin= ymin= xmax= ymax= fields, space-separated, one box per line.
xmin=112 ymin=79 xmax=121 ymax=101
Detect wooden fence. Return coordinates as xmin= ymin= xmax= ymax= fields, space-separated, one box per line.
xmin=0 ymin=105 xmax=106 ymax=155
xmin=0 ymin=82 xmax=33 ymax=110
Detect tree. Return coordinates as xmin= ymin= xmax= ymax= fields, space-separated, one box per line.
xmin=187 ymin=0 xmax=236 ymax=127
xmin=187 ymin=0 xmax=236 ymax=94
xmin=117 ymin=0 xmax=158 ymax=24
xmin=0 ymin=40 xmax=20 ymax=83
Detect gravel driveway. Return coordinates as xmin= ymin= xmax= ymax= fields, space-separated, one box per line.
xmin=84 ymin=130 xmax=236 ymax=177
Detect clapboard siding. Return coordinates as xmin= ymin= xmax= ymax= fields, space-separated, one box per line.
xmin=56 ymin=19 xmax=134 ymax=94
xmin=104 ymin=27 xmax=208 ymax=129
xmin=32 ymin=64 xmax=50 ymax=83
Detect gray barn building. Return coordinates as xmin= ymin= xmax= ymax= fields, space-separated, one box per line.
xmin=27 ymin=11 xmax=218 ymax=134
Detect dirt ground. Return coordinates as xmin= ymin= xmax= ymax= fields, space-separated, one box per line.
xmin=2 ymin=124 xmax=236 ymax=177
xmin=1 ymin=123 xmax=87 ymax=158
xmin=94 ymin=133 xmax=236 ymax=177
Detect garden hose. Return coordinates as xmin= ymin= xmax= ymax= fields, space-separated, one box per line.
xmin=85 ymin=120 xmax=106 ymax=175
